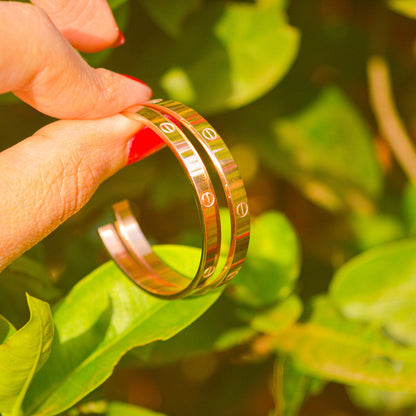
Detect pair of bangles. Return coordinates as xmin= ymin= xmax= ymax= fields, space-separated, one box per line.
xmin=98 ymin=100 xmax=250 ymax=299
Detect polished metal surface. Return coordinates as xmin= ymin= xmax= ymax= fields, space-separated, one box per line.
xmin=98 ymin=100 xmax=250 ymax=299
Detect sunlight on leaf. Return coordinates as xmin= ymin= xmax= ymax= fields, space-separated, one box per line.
xmin=161 ymin=0 xmax=300 ymax=113
xmin=125 ymin=295 xmax=254 ymax=367
xmin=275 ymin=297 xmax=416 ymax=391
xmin=0 ymin=295 xmax=53 ymax=416
xmin=22 ymin=245 xmax=222 ymax=416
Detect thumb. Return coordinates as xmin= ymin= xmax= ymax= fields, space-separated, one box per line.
xmin=0 ymin=115 xmax=148 ymax=269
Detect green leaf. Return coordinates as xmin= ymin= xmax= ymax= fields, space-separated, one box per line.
xmin=347 ymin=385 xmax=416 ymax=412
xmin=349 ymin=213 xmax=405 ymax=251
xmin=0 ymin=295 xmax=53 ymax=416
xmin=251 ymin=295 xmax=302 ymax=335
xmin=160 ymin=0 xmax=300 ymax=113
xmin=330 ymin=239 xmax=416 ymax=346
xmin=139 ymin=0 xmax=201 ymax=37
xmin=22 ymin=245 xmax=222 ymax=416
xmin=264 ymin=87 xmax=382 ymax=211
xmin=275 ymin=296 xmax=416 ymax=391
xmin=107 ymin=401 xmax=166 ymax=416
xmin=125 ymin=295 xmax=255 ymax=367
xmin=388 ymin=0 xmax=416 ymax=18
xmin=273 ymin=357 xmax=323 ymax=416
xmin=230 ymin=211 xmax=300 ymax=308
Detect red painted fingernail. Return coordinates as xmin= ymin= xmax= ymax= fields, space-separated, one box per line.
xmin=127 ymin=115 xmax=182 ymax=165
xmin=112 ymin=29 xmax=125 ymax=48
xmin=127 ymin=127 xmax=166 ymax=165
xmin=120 ymin=73 xmax=150 ymax=88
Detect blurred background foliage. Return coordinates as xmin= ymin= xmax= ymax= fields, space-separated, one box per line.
xmin=4 ymin=0 xmax=416 ymax=415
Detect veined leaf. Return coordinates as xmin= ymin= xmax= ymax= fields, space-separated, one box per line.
xmin=275 ymin=297 xmax=416 ymax=391
xmin=0 ymin=295 xmax=53 ymax=416
xmin=330 ymin=239 xmax=416 ymax=346
xmin=22 ymin=245 xmax=222 ymax=416
xmin=126 ymin=295 xmax=255 ymax=367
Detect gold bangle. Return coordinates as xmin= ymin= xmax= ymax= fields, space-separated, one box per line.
xmin=98 ymin=100 xmax=250 ymax=299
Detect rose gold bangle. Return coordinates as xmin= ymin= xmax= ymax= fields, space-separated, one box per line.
xmin=98 ymin=100 xmax=250 ymax=299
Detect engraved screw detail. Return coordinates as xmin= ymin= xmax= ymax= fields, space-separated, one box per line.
xmin=201 ymin=192 xmax=215 ymax=207
xmin=160 ymin=122 xmax=176 ymax=134
xmin=236 ymin=201 xmax=249 ymax=218
xmin=202 ymin=128 xmax=218 ymax=141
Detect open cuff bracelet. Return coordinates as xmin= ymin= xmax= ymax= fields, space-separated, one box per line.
xmin=98 ymin=100 xmax=250 ymax=299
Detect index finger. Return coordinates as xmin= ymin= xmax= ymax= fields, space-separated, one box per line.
xmin=31 ymin=0 xmax=123 ymax=52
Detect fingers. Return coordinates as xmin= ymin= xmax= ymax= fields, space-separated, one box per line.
xmin=31 ymin=0 xmax=122 ymax=53
xmin=0 ymin=115 xmax=143 ymax=270
xmin=0 ymin=2 xmax=152 ymax=119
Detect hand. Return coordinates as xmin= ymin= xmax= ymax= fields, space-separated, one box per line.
xmin=0 ymin=0 xmax=153 ymax=270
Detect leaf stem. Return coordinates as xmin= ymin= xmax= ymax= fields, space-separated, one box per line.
xmin=367 ymin=55 xmax=416 ymax=185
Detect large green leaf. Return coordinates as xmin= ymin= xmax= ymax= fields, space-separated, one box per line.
xmin=107 ymin=401 xmax=166 ymax=416
xmin=126 ymin=295 xmax=255 ymax=367
xmin=230 ymin=211 xmax=300 ymax=308
xmin=0 ymin=295 xmax=53 ymax=416
xmin=160 ymin=0 xmax=300 ymax=113
xmin=275 ymin=297 xmax=416 ymax=391
xmin=330 ymin=239 xmax=416 ymax=346
xmin=22 ymin=245 xmax=222 ymax=416
xmin=388 ymin=0 xmax=416 ymax=18
xmin=264 ymin=87 xmax=382 ymax=211
xmin=139 ymin=0 xmax=201 ymax=37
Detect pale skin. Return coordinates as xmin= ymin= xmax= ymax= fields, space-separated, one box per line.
xmin=0 ymin=0 xmax=153 ymax=270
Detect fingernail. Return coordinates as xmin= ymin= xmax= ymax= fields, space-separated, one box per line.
xmin=127 ymin=115 xmax=181 ymax=165
xmin=127 ymin=127 xmax=166 ymax=165
xmin=112 ymin=29 xmax=125 ymax=48
xmin=121 ymin=73 xmax=150 ymax=89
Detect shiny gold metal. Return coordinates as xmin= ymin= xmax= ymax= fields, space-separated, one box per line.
xmin=98 ymin=100 xmax=250 ymax=299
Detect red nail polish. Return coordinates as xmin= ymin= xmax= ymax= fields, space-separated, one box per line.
xmin=112 ymin=29 xmax=125 ymax=48
xmin=127 ymin=127 xmax=166 ymax=165
xmin=121 ymin=74 xmax=150 ymax=88
xmin=127 ymin=115 xmax=182 ymax=165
